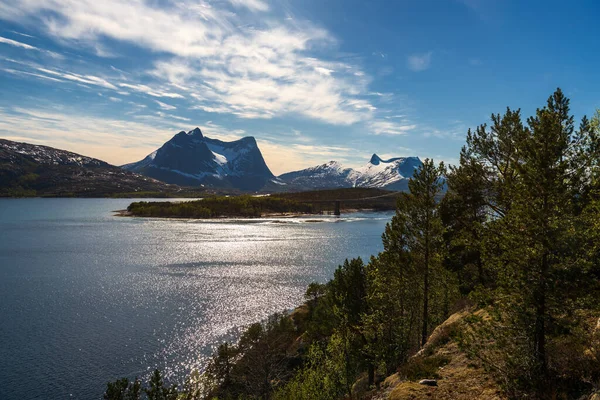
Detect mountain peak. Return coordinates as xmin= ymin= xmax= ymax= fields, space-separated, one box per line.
xmin=188 ymin=127 xmax=203 ymax=137
xmin=122 ymin=128 xmax=274 ymax=191
xmin=369 ymin=154 xmax=382 ymax=165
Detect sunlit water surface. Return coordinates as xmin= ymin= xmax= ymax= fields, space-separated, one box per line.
xmin=0 ymin=198 xmax=393 ymax=400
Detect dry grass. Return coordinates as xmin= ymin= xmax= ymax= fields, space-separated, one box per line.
xmin=375 ymin=311 xmax=505 ymax=400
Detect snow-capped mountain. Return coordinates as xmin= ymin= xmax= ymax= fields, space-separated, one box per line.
xmin=278 ymin=154 xmax=422 ymax=191
xmin=122 ymin=128 xmax=275 ymax=191
xmin=0 ymin=139 xmax=177 ymax=196
xmin=277 ymin=161 xmax=354 ymax=190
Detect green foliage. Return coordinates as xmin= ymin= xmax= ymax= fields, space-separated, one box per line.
xmin=127 ymin=195 xmax=313 ymax=218
xmin=202 ymin=313 xmax=299 ymax=399
xmin=274 ymin=339 xmax=352 ymax=400
xmin=104 ymin=371 xmax=176 ymax=400
xmin=452 ymin=89 xmax=600 ymax=399
xmin=104 ymin=377 xmax=142 ymax=400
xmin=144 ymin=369 xmax=178 ymax=400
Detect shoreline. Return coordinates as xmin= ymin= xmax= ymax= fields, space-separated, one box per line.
xmin=114 ymin=207 xmax=386 ymax=219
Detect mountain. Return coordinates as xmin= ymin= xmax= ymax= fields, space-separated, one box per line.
xmin=278 ymin=154 xmax=422 ymax=191
xmin=276 ymin=161 xmax=354 ymax=190
xmin=0 ymin=139 xmax=181 ymax=197
xmin=122 ymin=128 xmax=275 ymax=191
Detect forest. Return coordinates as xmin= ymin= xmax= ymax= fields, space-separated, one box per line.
xmin=105 ymin=89 xmax=600 ymax=400
xmin=126 ymin=196 xmax=314 ymax=218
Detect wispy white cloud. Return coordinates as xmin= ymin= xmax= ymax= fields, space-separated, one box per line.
xmin=2 ymin=67 xmax=63 ymax=82
xmin=228 ymin=0 xmax=269 ymax=12
xmin=155 ymin=112 xmax=190 ymax=122
xmin=119 ymin=83 xmax=184 ymax=99
xmin=0 ymin=0 xmax=393 ymax=128
xmin=37 ymin=67 xmax=117 ymax=89
xmin=407 ymin=51 xmax=432 ymax=72
xmin=155 ymin=100 xmax=176 ymax=110
xmin=0 ymin=36 xmax=38 ymax=50
xmin=368 ymin=120 xmax=417 ymax=135
xmin=0 ymin=35 xmax=64 ymax=59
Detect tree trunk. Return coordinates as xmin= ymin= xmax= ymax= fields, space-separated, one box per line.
xmin=535 ymin=252 xmax=548 ymax=395
xmin=368 ymin=363 xmax=375 ymax=387
xmin=422 ymin=234 xmax=429 ymax=348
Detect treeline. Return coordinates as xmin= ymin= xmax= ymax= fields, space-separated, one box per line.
xmin=126 ymin=196 xmax=314 ymax=218
xmin=275 ymin=188 xmax=402 ymax=212
xmin=106 ymin=89 xmax=600 ymax=399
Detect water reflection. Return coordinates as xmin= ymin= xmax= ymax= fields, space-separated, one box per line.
xmin=0 ymin=199 xmax=392 ymax=399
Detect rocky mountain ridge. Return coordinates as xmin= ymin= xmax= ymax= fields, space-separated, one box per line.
xmin=122 ymin=128 xmax=276 ymax=191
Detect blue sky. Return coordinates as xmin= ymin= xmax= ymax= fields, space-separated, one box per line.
xmin=1 ymin=0 xmax=599 ymax=174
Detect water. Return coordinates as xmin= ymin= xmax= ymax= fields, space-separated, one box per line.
xmin=0 ymin=198 xmax=393 ymax=400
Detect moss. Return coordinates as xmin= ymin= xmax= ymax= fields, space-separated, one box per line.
xmin=389 ymin=382 xmax=431 ymax=400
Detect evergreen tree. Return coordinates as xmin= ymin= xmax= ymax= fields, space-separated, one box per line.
xmin=461 ymin=88 xmax=598 ymax=397
xmin=104 ymin=377 xmax=141 ymax=400
xmin=144 ymin=369 xmax=178 ymax=400
xmin=442 ymin=150 xmax=489 ymax=291
xmin=400 ymin=159 xmax=447 ymax=346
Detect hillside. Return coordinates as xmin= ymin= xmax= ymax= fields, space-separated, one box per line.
xmin=0 ymin=139 xmax=194 ymax=197
xmin=374 ymin=311 xmax=505 ymax=400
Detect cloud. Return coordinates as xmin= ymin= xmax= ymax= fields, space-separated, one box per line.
xmin=368 ymin=120 xmax=417 ymax=135
xmin=228 ymin=0 xmax=269 ymax=12
xmin=2 ymin=67 xmax=64 ymax=82
xmin=119 ymin=83 xmax=184 ymax=99
xmin=155 ymin=112 xmax=190 ymax=122
xmin=0 ymin=107 xmax=180 ymax=165
xmin=0 ymin=36 xmax=38 ymax=50
xmin=0 ymin=0 xmax=384 ymax=127
xmin=36 ymin=67 xmax=118 ymax=89
xmin=407 ymin=51 xmax=432 ymax=72
xmin=155 ymin=100 xmax=176 ymax=110
xmin=10 ymin=31 xmax=35 ymax=38
xmin=0 ymin=35 xmax=63 ymax=59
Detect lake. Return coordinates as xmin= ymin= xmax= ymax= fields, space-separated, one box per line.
xmin=0 ymin=198 xmax=393 ymax=400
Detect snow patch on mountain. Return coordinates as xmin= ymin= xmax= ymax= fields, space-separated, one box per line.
xmin=122 ymin=128 xmax=274 ymax=191
xmin=278 ymin=154 xmax=422 ymax=191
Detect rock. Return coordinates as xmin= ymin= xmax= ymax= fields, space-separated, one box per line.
xmin=419 ymin=379 xmax=438 ymax=387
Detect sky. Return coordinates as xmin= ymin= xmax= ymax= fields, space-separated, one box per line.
xmin=1 ymin=0 xmax=600 ymax=175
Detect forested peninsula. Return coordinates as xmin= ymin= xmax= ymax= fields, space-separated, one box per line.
xmin=105 ymin=89 xmax=600 ymax=400
xmin=124 ymin=188 xmax=402 ymax=219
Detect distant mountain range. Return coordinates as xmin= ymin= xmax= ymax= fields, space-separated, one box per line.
xmin=0 ymin=139 xmax=181 ymax=197
xmin=123 ymin=128 xmax=422 ymax=192
xmin=278 ymin=154 xmax=422 ymax=191
xmin=122 ymin=128 xmax=276 ymax=191
xmin=0 ymin=129 xmax=424 ymax=196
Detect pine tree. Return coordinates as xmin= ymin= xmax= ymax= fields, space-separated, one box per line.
xmin=463 ymin=88 xmax=596 ymax=397
xmin=144 ymin=369 xmax=178 ymax=400
xmin=442 ymin=150 xmax=489 ymax=291
xmin=390 ymin=159 xmax=447 ymax=347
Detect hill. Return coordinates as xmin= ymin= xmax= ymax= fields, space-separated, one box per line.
xmin=0 ymin=139 xmax=194 ymax=197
